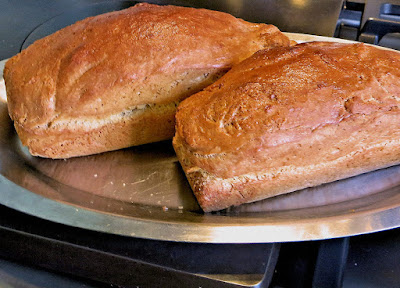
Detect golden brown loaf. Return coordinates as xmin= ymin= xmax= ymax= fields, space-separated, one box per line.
xmin=173 ymin=41 xmax=400 ymax=212
xmin=3 ymin=3 xmax=290 ymax=158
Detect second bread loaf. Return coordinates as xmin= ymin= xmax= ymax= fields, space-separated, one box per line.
xmin=174 ymin=41 xmax=400 ymax=212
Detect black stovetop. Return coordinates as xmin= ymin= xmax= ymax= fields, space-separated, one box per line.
xmin=1 ymin=202 xmax=400 ymax=288
xmin=1 ymin=203 xmax=400 ymax=288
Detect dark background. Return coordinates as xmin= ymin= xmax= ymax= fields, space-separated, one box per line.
xmin=0 ymin=0 xmax=344 ymax=60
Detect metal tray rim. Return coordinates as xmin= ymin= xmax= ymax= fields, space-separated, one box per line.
xmin=1 ymin=33 xmax=400 ymax=243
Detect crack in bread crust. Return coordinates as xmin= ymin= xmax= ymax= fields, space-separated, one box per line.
xmin=19 ymin=102 xmax=178 ymax=159
xmin=177 ymin=137 xmax=400 ymax=212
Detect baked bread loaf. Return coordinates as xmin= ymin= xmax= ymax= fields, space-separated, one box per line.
xmin=3 ymin=3 xmax=290 ymax=158
xmin=173 ymin=41 xmax=400 ymax=212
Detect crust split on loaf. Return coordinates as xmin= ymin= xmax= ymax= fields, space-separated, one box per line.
xmin=4 ymin=3 xmax=290 ymax=158
xmin=173 ymin=41 xmax=400 ymax=212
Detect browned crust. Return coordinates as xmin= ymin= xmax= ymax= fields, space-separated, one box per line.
xmin=173 ymin=42 xmax=400 ymax=212
xmin=4 ymin=3 xmax=290 ymax=158
xmin=11 ymin=67 xmax=225 ymax=158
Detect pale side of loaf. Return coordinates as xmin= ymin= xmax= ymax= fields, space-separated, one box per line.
xmin=173 ymin=42 xmax=400 ymax=212
xmin=3 ymin=3 xmax=290 ymax=159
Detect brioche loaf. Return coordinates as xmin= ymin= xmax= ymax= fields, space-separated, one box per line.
xmin=4 ymin=3 xmax=290 ymax=158
xmin=173 ymin=41 xmax=400 ymax=212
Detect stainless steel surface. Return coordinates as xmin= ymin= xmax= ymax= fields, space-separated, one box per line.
xmin=1 ymin=34 xmax=400 ymax=243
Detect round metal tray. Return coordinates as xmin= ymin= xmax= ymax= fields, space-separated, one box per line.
xmin=1 ymin=11 xmax=400 ymax=243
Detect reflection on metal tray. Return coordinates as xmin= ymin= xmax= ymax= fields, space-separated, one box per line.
xmin=1 ymin=33 xmax=400 ymax=243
